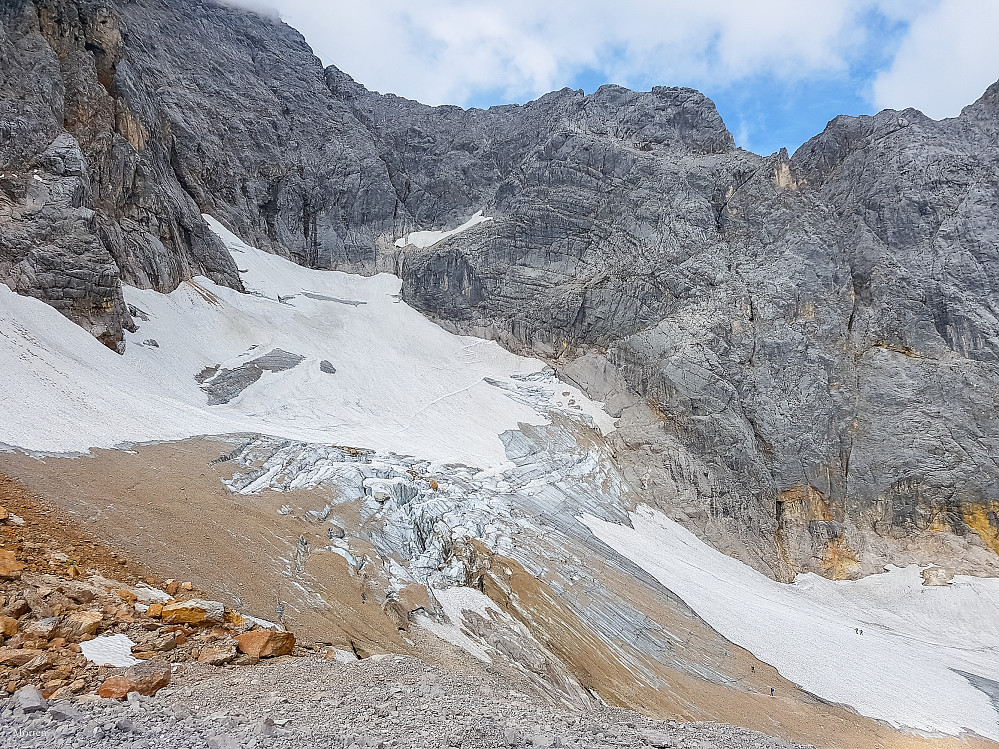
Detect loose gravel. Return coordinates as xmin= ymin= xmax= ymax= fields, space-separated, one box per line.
xmin=1 ymin=653 xmax=810 ymax=749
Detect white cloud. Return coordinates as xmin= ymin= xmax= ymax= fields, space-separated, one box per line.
xmin=217 ymin=0 xmax=281 ymax=19
xmin=259 ymin=1 xmax=901 ymax=105
xmin=227 ymin=0 xmax=999 ymax=122
xmin=872 ymin=0 xmax=999 ymax=118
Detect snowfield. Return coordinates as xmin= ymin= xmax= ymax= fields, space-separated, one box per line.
xmin=0 ymin=215 xmax=612 ymax=466
xmin=394 ymin=210 xmax=492 ymax=249
xmin=582 ymin=506 xmax=999 ymax=741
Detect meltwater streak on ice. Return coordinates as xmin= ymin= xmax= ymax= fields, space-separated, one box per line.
xmin=0 ymin=215 xmax=613 ymax=465
xmin=582 ymin=506 xmax=999 ymax=740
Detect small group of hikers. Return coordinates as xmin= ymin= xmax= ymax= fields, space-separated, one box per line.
xmin=749 ymin=665 xmax=775 ymax=697
xmin=751 ymin=627 xmax=868 ymax=699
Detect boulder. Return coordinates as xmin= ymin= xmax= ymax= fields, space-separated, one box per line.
xmin=97 ymin=659 xmax=171 ymax=699
xmin=160 ymin=599 xmax=224 ymax=625
xmin=0 ymin=551 xmax=25 ymax=580
xmin=236 ymin=630 xmax=295 ymax=658
xmin=3 ymin=599 xmax=29 ymax=618
xmin=23 ymin=590 xmax=54 ymax=618
xmin=66 ymin=589 xmax=96 ymax=605
xmin=0 ymin=615 xmax=17 ymax=637
xmin=23 ymin=653 xmax=51 ymax=673
xmin=49 ymin=704 xmax=82 ymax=721
xmin=14 ymin=685 xmax=46 ymax=713
xmin=132 ymin=632 xmax=177 ymax=653
xmin=23 ymin=617 xmax=60 ymax=639
xmin=198 ymin=643 xmax=236 ymax=666
xmin=59 ymin=611 xmax=103 ymax=639
xmin=921 ymin=567 xmax=955 ymax=586
xmin=0 ymin=647 xmax=44 ymax=666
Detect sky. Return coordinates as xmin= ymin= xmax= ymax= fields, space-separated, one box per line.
xmin=235 ymin=0 xmax=999 ymax=156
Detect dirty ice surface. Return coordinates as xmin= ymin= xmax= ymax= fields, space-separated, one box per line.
xmin=0 ymin=215 xmax=613 ymax=466
xmin=394 ymin=210 xmax=491 ymax=248
xmin=582 ymin=506 xmax=999 ymax=740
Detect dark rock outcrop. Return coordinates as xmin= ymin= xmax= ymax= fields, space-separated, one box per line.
xmin=1 ymin=0 xmax=997 ymax=580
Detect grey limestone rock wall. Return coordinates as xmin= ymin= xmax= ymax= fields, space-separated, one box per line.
xmin=1 ymin=0 xmax=243 ymax=349
xmin=393 ymin=87 xmax=999 ymax=580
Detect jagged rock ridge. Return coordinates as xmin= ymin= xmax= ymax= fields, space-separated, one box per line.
xmin=1 ymin=0 xmax=997 ymax=580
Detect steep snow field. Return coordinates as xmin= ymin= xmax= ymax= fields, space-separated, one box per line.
xmin=394 ymin=210 xmax=492 ymax=248
xmin=583 ymin=507 xmax=999 ymax=740
xmin=0 ymin=216 xmax=611 ymax=465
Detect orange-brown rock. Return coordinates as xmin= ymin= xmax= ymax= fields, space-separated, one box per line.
xmin=0 ymin=647 xmax=44 ymax=666
xmin=160 ymin=599 xmax=224 ymax=625
xmin=0 ymin=616 xmax=17 ymax=638
xmin=164 ymin=581 xmax=179 ymax=596
xmin=116 ymin=589 xmax=138 ymax=604
xmin=198 ymin=643 xmax=236 ymax=665
xmin=3 ymin=599 xmax=29 ymax=618
xmin=0 ymin=551 xmax=25 ymax=580
xmin=236 ymin=629 xmax=295 ymax=658
xmin=147 ymin=603 xmax=163 ymax=618
xmin=97 ymin=660 xmax=171 ymax=699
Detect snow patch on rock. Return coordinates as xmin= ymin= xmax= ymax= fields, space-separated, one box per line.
xmin=394 ymin=211 xmax=491 ymax=249
xmin=80 ymin=634 xmax=141 ymax=668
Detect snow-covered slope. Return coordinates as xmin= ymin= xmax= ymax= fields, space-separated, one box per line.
xmin=0 ymin=215 xmax=612 ymax=465
xmin=583 ymin=507 xmax=999 ymax=740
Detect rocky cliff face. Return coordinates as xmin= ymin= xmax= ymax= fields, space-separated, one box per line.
xmin=1 ymin=0 xmax=996 ymax=580
xmin=0 ymin=0 xmax=247 ymax=348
